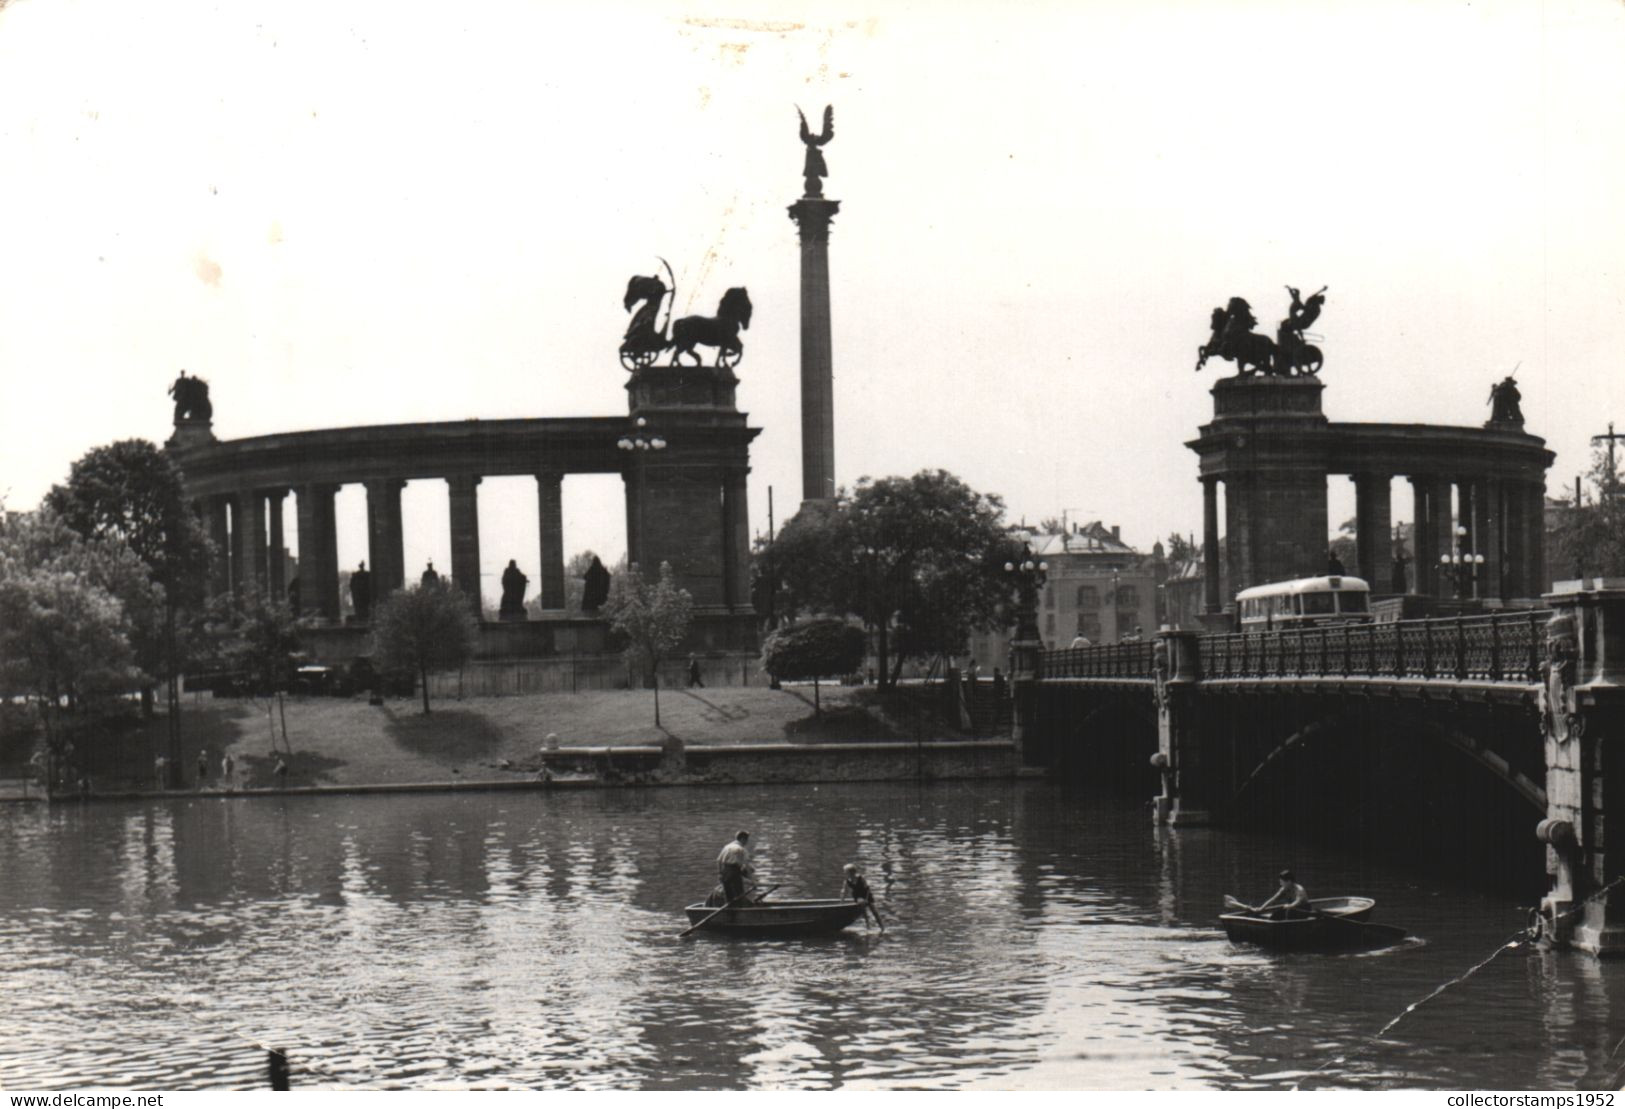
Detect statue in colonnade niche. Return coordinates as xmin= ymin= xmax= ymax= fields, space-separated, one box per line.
xmin=499 ymin=560 xmax=529 ymax=620
xmin=582 ymin=556 xmax=612 ymax=614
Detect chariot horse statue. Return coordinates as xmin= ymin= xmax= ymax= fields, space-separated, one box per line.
xmin=1195 ymin=286 xmax=1327 ymax=377
xmin=619 ymin=262 xmax=753 ymax=370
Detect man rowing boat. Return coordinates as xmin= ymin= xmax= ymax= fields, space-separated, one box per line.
xmin=717 ymin=830 xmax=755 ymax=905
xmin=1257 ymin=869 xmax=1310 ymax=918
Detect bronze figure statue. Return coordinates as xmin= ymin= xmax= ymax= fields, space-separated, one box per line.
xmin=797 ymin=105 xmax=834 ymax=198
xmin=1195 ymin=287 xmax=1327 ymax=378
xmin=582 ymin=555 xmax=611 ymax=614
xmin=349 ymin=561 xmax=373 ymax=622
xmin=620 ymin=261 xmax=675 ymax=371
xmin=168 ymin=370 xmax=213 ymax=422
xmin=499 ymin=560 xmax=529 ymax=620
xmin=1487 ymin=375 xmax=1524 ymax=426
xmin=670 ymin=287 xmax=752 ymax=368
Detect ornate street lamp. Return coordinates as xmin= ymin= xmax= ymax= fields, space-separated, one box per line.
xmin=1439 ymin=525 xmax=1485 ymax=600
xmin=1003 ymin=544 xmax=1049 ymax=648
xmin=618 ymin=417 xmax=667 ymax=568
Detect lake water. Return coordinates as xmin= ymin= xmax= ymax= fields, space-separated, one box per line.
xmin=2 ymin=780 xmax=1623 ymax=1090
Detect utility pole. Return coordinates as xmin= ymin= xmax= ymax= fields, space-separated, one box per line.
xmin=1592 ymin=422 xmax=1625 ymax=499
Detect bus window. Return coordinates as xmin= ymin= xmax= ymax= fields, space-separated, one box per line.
xmin=1302 ymin=593 xmax=1335 ymax=615
xmin=1339 ymin=593 xmax=1369 ymax=613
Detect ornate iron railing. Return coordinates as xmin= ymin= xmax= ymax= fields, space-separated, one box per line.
xmin=1038 ymin=641 xmax=1156 ymax=680
xmin=1036 ymin=611 xmax=1546 ymax=685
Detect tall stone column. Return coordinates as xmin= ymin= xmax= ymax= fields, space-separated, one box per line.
xmin=1201 ymin=477 xmax=1222 ymax=614
xmin=1408 ymin=477 xmax=1429 ymax=595
xmin=1430 ymin=478 xmax=1456 ymax=597
xmin=267 ymin=490 xmax=288 ymax=602
xmin=536 ymin=473 xmax=565 ymax=612
xmin=205 ymin=496 xmax=230 ymax=597
xmin=723 ymin=467 xmax=753 ymax=611
xmin=239 ymin=490 xmax=267 ymax=596
xmin=1352 ymin=473 xmax=1392 ymax=590
xmin=1528 ymin=480 xmax=1549 ymax=595
xmin=1152 ymin=631 xmax=1209 ymax=825
xmin=1479 ymin=477 xmax=1504 ymax=600
xmin=295 ymin=484 xmax=340 ymax=620
xmin=448 ymin=475 xmax=483 ymax=615
xmin=788 ymin=195 xmax=840 ymax=506
xmin=365 ymin=478 xmax=407 ymax=599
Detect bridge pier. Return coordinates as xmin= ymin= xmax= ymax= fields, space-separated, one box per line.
xmin=1539 ymin=583 xmax=1625 ymax=956
xmin=1153 ymin=630 xmax=1211 ymax=825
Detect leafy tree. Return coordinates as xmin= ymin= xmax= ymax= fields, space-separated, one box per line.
xmin=605 ymin=561 xmax=694 ymax=727
xmin=762 ymin=618 xmax=865 ymax=713
xmin=1550 ymin=447 xmax=1625 ymax=580
xmin=1164 ymin=533 xmax=1199 ymax=564
xmin=44 ymin=440 xmax=211 ymax=784
xmin=757 ymin=470 xmax=1015 ymax=687
xmin=198 ymin=592 xmax=301 ymax=750
xmin=0 ymin=509 xmax=153 ymax=782
xmin=370 ymin=581 xmax=479 ymax=714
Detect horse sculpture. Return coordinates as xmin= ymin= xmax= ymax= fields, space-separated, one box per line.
xmin=670 ymin=287 xmax=753 ymax=368
xmin=1195 ymin=288 xmax=1326 ymax=377
xmin=619 ymin=270 xmax=752 ymax=370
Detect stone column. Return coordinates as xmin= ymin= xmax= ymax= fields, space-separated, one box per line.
xmin=448 ymin=475 xmax=483 ymax=615
xmin=1202 ymin=477 xmax=1222 ymax=614
xmin=267 ymin=490 xmax=288 ymax=602
xmin=239 ymin=490 xmax=267 ymax=596
xmin=788 ymin=196 xmax=840 ymax=506
xmin=1539 ymin=586 xmax=1625 ymax=955
xmin=1528 ymin=480 xmax=1549 ymax=595
xmin=535 ymin=473 xmax=565 ymax=612
xmin=1430 ymin=478 xmax=1456 ymax=597
xmin=295 ymin=484 xmax=340 ymax=620
xmin=1479 ymin=477 xmax=1504 ymax=600
xmin=1153 ymin=631 xmax=1209 ymax=825
xmin=1408 ymin=477 xmax=1430 ymax=595
xmin=365 ymin=478 xmax=407 ymax=599
xmin=1352 ymin=473 xmax=1392 ymax=590
xmin=723 ymin=467 xmax=752 ymax=611
xmin=205 ymin=496 xmax=230 ymax=597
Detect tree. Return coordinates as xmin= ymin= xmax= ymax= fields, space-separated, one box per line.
xmin=198 ymin=592 xmax=301 ymax=750
xmin=762 ymin=618 xmax=865 ymax=713
xmin=44 ymin=440 xmax=211 ymax=784
xmin=370 ymin=582 xmax=479 ymax=714
xmin=757 ymin=470 xmax=1015 ymax=687
xmin=1550 ymin=447 xmax=1625 ymax=580
xmin=605 ymin=561 xmax=694 ymax=727
xmin=0 ymin=509 xmax=152 ymax=785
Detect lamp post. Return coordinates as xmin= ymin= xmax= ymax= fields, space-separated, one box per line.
xmin=1438 ymin=524 xmax=1485 ymax=600
xmin=617 ymin=417 xmax=667 ymax=571
xmin=1003 ymin=544 xmax=1049 ymax=658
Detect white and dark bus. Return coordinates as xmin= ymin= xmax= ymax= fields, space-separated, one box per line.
xmin=1235 ymin=575 xmax=1373 ymax=631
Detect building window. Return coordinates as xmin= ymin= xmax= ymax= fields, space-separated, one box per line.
xmin=1077 ymin=613 xmax=1102 ymax=641
xmin=1076 ymin=585 xmax=1099 ymax=610
xmin=1115 ymin=584 xmax=1140 ymax=610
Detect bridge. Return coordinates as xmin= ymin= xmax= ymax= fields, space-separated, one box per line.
xmin=1013 ymin=586 xmax=1625 ymax=956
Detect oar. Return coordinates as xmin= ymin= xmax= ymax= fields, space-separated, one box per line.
xmin=680 ymin=884 xmax=779 ymax=937
xmin=1308 ymin=907 xmax=1408 ymax=943
xmin=1224 ymin=894 xmax=1265 ymax=914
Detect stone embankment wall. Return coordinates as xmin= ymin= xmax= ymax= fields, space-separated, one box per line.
xmin=541 ymin=740 xmax=1019 ymax=786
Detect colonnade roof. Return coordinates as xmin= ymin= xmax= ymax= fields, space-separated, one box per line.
xmin=170 ymin=414 xmax=759 ymax=497
xmin=1189 ymin=420 xmax=1555 ymax=482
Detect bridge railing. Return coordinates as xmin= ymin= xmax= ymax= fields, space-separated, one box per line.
xmin=1037 ymin=641 xmax=1156 ymax=680
xmin=1197 ymin=610 xmax=1546 ymax=683
xmin=1033 ymin=610 xmax=1547 ymax=684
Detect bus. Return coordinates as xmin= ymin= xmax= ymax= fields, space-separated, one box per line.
xmin=1235 ymin=575 xmax=1372 ymax=631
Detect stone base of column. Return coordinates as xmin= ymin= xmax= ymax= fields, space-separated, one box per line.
xmin=1197 ymin=612 xmax=1233 ymax=633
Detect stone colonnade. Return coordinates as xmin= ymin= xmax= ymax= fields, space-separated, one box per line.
xmin=1189 ymin=377 xmax=1555 ymax=612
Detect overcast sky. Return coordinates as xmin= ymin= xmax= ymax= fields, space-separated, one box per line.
xmin=2 ymin=0 xmax=1622 ymax=587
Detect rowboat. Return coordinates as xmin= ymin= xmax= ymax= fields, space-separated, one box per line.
xmin=683 ymin=898 xmax=868 ymax=936
xmin=1220 ymin=895 xmax=1407 ymax=950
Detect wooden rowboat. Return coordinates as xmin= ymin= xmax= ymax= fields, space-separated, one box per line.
xmin=683 ymin=898 xmax=868 ymax=936
xmin=1220 ymin=896 xmax=1406 ymax=950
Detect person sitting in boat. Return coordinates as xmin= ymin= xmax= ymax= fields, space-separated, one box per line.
xmin=717 ymin=830 xmax=754 ymax=905
xmin=842 ymin=863 xmax=884 ymax=930
xmin=1257 ymin=869 xmax=1310 ymax=918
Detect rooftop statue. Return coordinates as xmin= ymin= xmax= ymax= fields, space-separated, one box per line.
xmin=168 ymin=370 xmax=213 ymax=422
xmin=797 ymin=105 xmax=834 ymax=198
xmin=1195 ymin=286 xmax=1327 ymax=378
xmin=618 ymin=259 xmax=752 ymax=371
xmin=1487 ymin=375 xmax=1524 ymax=427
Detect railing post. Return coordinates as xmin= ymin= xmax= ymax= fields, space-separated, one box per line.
xmin=1455 ymin=615 xmax=1467 ymax=680
xmin=1422 ymin=620 xmax=1433 ymax=678
xmin=1490 ymin=617 xmax=1501 ymax=681
xmin=1342 ymin=623 xmax=1352 ymax=677
xmin=1530 ymin=611 xmax=1543 ymax=681
xmin=1319 ymin=626 xmax=1329 ymax=676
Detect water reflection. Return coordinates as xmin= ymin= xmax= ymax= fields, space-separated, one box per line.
xmin=1 ymin=782 xmax=1623 ymax=1089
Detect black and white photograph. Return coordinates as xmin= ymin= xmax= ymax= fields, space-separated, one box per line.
xmin=2 ymin=0 xmax=1625 ymax=1093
